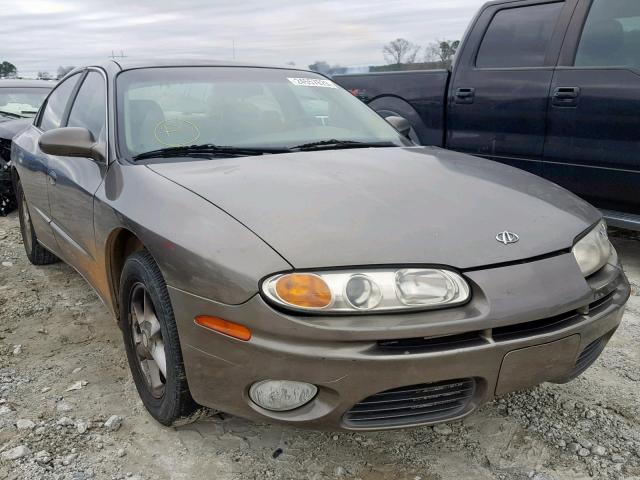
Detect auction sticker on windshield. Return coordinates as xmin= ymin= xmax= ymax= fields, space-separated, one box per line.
xmin=288 ymin=77 xmax=337 ymax=88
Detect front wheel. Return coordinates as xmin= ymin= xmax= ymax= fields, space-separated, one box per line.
xmin=119 ymin=251 xmax=200 ymax=426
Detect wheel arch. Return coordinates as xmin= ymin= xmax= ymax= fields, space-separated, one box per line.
xmin=105 ymin=227 xmax=147 ymax=321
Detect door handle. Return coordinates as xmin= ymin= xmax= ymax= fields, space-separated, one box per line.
xmin=552 ymin=87 xmax=580 ymax=106
xmin=454 ymin=87 xmax=475 ymax=104
xmin=47 ymin=170 xmax=57 ymax=185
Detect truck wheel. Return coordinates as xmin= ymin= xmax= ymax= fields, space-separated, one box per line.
xmin=368 ymin=96 xmax=427 ymax=144
xmin=15 ymin=178 xmax=59 ymax=265
xmin=119 ymin=251 xmax=200 ymax=426
xmin=377 ymin=108 xmax=421 ymax=144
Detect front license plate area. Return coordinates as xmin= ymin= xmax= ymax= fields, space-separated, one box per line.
xmin=495 ymin=335 xmax=580 ymax=396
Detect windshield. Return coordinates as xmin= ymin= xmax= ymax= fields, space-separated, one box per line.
xmin=116 ymin=67 xmax=410 ymax=159
xmin=0 ymin=87 xmax=50 ymax=118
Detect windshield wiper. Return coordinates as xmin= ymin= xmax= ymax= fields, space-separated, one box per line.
xmin=0 ymin=110 xmax=25 ymax=119
xmin=131 ymin=143 xmax=291 ymax=162
xmin=289 ymin=139 xmax=396 ymax=151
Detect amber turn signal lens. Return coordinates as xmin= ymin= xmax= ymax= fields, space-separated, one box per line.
xmin=274 ymin=273 xmax=332 ymax=308
xmin=195 ymin=316 xmax=251 ymax=341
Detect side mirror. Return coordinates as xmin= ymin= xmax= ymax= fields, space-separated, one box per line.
xmin=385 ymin=115 xmax=411 ymax=138
xmin=39 ymin=127 xmax=104 ymax=162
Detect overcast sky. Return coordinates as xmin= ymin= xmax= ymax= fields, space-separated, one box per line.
xmin=0 ymin=0 xmax=483 ymax=77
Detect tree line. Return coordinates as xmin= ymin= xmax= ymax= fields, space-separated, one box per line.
xmin=0 ymin=61 xmax=17 ymax=78
xmin=382 ymin=38 xmax=460 ymax=69
xmin=309 ymin=38 xmax=460 ymax=75
xmin=0 ymin=61 xmax=75 ymax=80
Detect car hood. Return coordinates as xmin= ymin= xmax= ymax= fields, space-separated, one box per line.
xmin=147 ymin=146 xmax=600 ymax=270
xmin=0 ymin=118 xmax=30 ymax=140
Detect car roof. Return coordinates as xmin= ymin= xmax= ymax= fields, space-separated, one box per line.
xmin=0 ymin=79 xmax=55 ymax=89
xmin=481 ymin=0 xmax=540 ymax=7
xmin=104 ymin=58 xmax=310 ymax=73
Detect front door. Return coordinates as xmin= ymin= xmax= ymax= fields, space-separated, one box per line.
xmin=47 ymin=70 xmax=108 ymax=274
xmin=15 ymin=73 xmax=83 ymax=250
xmin=447 ymin=0 xmax=575 ymax=176
xmin=543 ymin=0 xmax=640 ymax=215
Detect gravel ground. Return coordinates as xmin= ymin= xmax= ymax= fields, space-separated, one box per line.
xmin=0 ymin=212 xmax=639 ymax=480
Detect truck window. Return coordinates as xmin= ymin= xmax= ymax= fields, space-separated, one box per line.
xmin=575 ymin=0 xmax=640 ymax=68
xmin=476 ymin=2 xmax=564 ymax=68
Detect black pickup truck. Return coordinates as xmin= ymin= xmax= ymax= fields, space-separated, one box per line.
xmin=334 ymin=0 xmax=640 ymax=230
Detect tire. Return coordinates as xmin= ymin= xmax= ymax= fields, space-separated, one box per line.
xmin=15 ymin=178 xmax=59 ymax=265
xmin=368 ymin=96 xmax=426 ymax=145
xmin=119 ymin=250 xmax=200 ymax=426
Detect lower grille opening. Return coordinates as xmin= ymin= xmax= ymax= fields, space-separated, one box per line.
xmin=376 ymin=332 xmax=487 ymax=353
xmin=569 ymin=336 xmax=607 ymax=378
xmin=344 ymin=378 xmax=476 ymax=428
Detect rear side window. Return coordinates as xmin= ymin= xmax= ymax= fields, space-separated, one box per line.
xmin=38 ymin=74 xmax=81 ymax=131
xmin=575 ymin=0 xmax=640 ymax=68
xmin=476 ymin=2 xmax=564 ymax=68
xmin=67 ymin=72 xmax=107 ymax=142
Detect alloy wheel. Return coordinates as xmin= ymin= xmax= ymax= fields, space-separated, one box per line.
xmin=129 ymin=283 xmax=167 ymax=398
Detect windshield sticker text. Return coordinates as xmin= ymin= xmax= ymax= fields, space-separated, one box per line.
xmin=287 ymin=78 xmax=337 ymax=88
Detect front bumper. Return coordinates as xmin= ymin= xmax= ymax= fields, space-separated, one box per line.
xmin=169 ymin=252 xmax=630 ymax=431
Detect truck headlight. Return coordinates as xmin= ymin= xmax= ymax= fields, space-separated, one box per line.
xmin=261 ymin=268 xmax=470 ymax=314
xmin=572 ymin=220 xmax=613 ymax=277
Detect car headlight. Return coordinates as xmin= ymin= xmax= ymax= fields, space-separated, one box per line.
xmin=261 ymin=268 xmax=470 ymax=313
xmin=572 ymin=220 xmax=613 ymax=277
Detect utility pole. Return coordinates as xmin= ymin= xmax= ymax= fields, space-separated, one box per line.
xmin=109 ymin=50 xmax=127 ymax=59
xmin=232 ymin=40 xmax=236 ymax=60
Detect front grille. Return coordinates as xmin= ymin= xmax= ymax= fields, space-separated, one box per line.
xmin=344 ymin=378 xmax=475 ymax=428
xmin=377 ymin=332 xmax=487 ymax=353
xmin=569 ymin=337 xmax=607 ymax=378
xmin=589 ymin=292 xmax=615 ymax=313
xmin=492 ymin=292 xmax=616 ymax=342
xmin=376 ymin=291 xmax=617 ymax=354
xmin=492 ymin=310 xmax=580 ymax=341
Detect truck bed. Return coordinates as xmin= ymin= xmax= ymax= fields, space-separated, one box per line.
xmin=334 ymin=70 xmax=450 ymax=146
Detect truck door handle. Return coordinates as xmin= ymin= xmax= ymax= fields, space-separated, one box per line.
xmin=552 ymin=87 xmax=580 ymax=106
xmin=47 ymin=170 xmax=57 ymax=185
xmin=454 ymin=88 xmax=475 ymax=104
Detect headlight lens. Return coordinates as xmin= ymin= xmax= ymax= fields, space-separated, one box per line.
xmin=572 ymin=220 xmax=613 ymax=277
xmin=262 ymin=269 xmax=470 ymax=313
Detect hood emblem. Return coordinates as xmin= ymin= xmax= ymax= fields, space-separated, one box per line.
xmin=496 ymin=231 xmax=519 ymax=245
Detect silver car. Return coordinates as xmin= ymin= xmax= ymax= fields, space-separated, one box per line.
xmin=11 ymin=60 xmax=630 ymax=430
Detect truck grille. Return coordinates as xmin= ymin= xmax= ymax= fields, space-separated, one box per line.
xmin=344 ymin=378 xmax=475 ymax=428
xmin=569 ymin=337 xmax=607 ymax=379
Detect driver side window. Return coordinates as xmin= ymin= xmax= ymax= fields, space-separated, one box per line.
xmin=67 ymin=71 xmax=107 ymax=143
xmin=38 ymin=73 xmax=81 ymax=131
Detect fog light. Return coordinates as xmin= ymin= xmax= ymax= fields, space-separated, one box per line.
xmin=249 ymin=380 xmax=317 ymax=412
